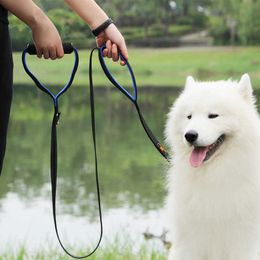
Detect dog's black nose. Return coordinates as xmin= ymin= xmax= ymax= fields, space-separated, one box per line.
xmin=185 ymin=130 xmax=198 ymax=144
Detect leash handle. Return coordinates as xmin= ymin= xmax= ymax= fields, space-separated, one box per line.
xmin=22 ymin=43 xmax=79 ymax=106
xmin=22 ymin=44 xmax=103 ymax=259
xmin=26 ymin=42 xmax=74 ymax=55
xmin=97 ymin=46 xmax=170 ymax=162
xmin=98 ymin=45 xmax=137 ymax=102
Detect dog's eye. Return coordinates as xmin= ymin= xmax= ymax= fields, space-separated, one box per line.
xmin=208 ymin=114 xmax=219 ymax=119
xmin=187 ymin=115 xmax=192 ymax=119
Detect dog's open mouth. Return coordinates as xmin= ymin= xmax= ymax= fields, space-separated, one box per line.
xmin=190 ymin=134 xmax=225 ymax=167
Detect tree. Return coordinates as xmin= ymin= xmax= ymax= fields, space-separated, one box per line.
xmin=9 ymin=15 xmax=31 ymax=50
xmin=209 ymin=0 xmax=260 ymax=45
xmin=47 ymin=9 xmax=94 ymax=48
xmin=238 ymin=0 xmax=260 ymax=45
xmin=35 ymin=0 xmax=65 ymax=12
xmin=134 ymin=0 xmax=159 ymax=37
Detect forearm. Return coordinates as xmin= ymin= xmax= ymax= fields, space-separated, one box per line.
xmin=64 ymin=0 xmax=108 ymax=29
xmin=0 ymin=0 xmax=63 ymax=59
xmin=0 ymin=0 xmax=48 ymax=29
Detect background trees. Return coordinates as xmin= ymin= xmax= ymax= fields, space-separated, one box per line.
xmin=9 ymin=0 xmax=260 ymax=50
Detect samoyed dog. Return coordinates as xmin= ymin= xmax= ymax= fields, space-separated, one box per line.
xmin=165 ymin=74 xmax=260 ymax=260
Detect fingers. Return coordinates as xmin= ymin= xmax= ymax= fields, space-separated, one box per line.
xmin=43 ymin=48 xmax=50 ymax=59
xmin=96 ymin=24 xmax=129 ymax=66
xmin=103 ymin=42 xmax=119 ymax=61
xmin=32 ymin=17 xmax=64 ymax=60
xmin=111 ymin=44 xmax=119 ymax=62
xmin=102 ymin=40 xmax=127 ymax=65
xmin=56 ymin=43 xmax=64 ymax=59
xmin=105 ymin=40 xmax=112 ymax=58
xmin=35 ymin=45 xmax=64 ymax=60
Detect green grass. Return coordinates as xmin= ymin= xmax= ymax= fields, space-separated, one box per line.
xmin=0 ymin=242 xmax=167 ymax=260
xmin=14 ymin=46 xmax=260 ymax=88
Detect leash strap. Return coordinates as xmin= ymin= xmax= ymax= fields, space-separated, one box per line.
xmin=96 ymin=46 xmax=170 ymax=162
xmin=22 ymin=43 xmax=103 ymax=259
xmin=22 ymin=42 xmax=169 ymax=258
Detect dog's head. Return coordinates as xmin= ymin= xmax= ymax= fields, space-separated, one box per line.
xmin=165 ymin=74 xmax=258 ymax=167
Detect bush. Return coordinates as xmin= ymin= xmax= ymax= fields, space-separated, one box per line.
xmin=209 ymin=1 xmax=260 ymax=45
xmin=238 ymin=1 xmax=260 ymax=45
xmin=190 ymin=13 xmax=208 ymax=28
xmin=175 ymin=13 xmax=208 ymax=29
xmin=9 ymin=9 xmax=95 ymax=51
xmin=208 ymin=17 xmax=232 ymax=45
xmin=9 ymin=15 xmax=32 ymax=51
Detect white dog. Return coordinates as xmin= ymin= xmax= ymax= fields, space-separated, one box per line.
xmin=165 ymin=74 xmax=260 ymax=260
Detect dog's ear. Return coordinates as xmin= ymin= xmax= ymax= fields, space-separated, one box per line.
xmin=238 ymin=74 xmax=254 ymax=103
xmin=185 ymin=76 xmax=195 ymax=90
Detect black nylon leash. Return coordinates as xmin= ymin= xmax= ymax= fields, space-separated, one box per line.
xmin=22 ymin=43 xmax=103 ymax=259
xmin=21 ymin=43 xmax=169 ymax=259
xmin=91 ymin=46 xmax=170 ymax=162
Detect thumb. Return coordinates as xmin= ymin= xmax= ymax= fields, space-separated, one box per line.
xmin=95 ymin=32 xmax=106 ymax=47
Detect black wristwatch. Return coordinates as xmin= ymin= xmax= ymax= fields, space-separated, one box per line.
xmin=92 ymin=18 xmax=114 ymax=37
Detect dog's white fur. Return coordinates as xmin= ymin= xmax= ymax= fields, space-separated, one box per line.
xmin=165 ymin=74 xmax=260 ymax=260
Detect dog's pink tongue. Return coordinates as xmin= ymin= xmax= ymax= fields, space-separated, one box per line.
xmin=190 ymin=147 xmax=208 ymax=167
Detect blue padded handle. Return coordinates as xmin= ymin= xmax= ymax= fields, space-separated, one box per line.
xmin=98 ymin=45 xmax=137 ymax=102
xmin=96 ymin=46 xmax=170 ymax=161
xmin=22 ymin=43 xmax=79 ymax=107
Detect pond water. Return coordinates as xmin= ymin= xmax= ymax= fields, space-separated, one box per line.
xmin=0 ymin=85 xmax=178 ymax=255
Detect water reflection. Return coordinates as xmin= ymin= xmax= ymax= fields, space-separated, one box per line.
xmin=0 ymin=85 xmax=178 ymax=251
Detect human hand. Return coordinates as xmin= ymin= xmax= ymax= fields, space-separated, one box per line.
xmin=95 ymin=24 xmax=128 ymax=66
xmin=31 ymin=17 xmax=64 ymax=60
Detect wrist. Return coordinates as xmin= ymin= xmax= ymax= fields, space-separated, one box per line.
xmin=92 ymin=18 xmax=114 ymax=37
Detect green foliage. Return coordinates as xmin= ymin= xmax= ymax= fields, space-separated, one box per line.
xmin=9 ymin=0 xmax=210 ymax=50
xmin=208 ymin=17 xmax=231 ymax=45
xmin=176 ymin=12 xmax=208 ymax=28
xmin=9 ymin=15 xmax=31 ymax=50
xmin=8 ymin=0 xmax=260 ymax=49
xmin=209 ymin=0 xmax=260 ymax=45
xmin=9 ymin=8 xmax=95 ymax=50
xmin=34 ymin=0 xmax=65 ymax=12
xmin=47 ymin=9 xmax=94 ymax=48
xmin=238 ymin=0 xmax=260 ymax=45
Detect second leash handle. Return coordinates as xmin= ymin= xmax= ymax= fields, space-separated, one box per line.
xmin=98 ymin=45 xmax=137 ymax=102
xmin=97 ymin=45 xmax=171 ymax=162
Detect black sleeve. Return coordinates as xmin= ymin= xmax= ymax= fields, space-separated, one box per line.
xmin=0 ymin=18 xmax=13 ymax=174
